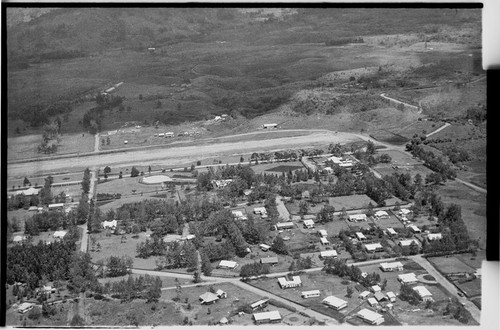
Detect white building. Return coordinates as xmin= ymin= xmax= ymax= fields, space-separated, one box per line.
xmin=275 ymin=222 xmax=294 ymax=230
xmin=231 ymin=210 xmax=247 ymax=220
xmin=320 ymin=237 xmax=330 ymax=245
xmin=301 ymin=290 xmax=321 ymax=298
xmin=253 ymin=310 xmax=281 ymax=324
xmin=218 ymin=260 xmax=239 ymax=270
xmin=102 ymin=220 xmax=117 ymax=230
xmin=427 ymin=233 xmax=443 ymax=241
xmin=413 ymin=286 xmax=433 ymax=302
xmin=367 ymin=297 xmax=379 ymax=307
xmin=253 ymin=207 xmax=267 ymax=215
xmin=259 ymin=244 xmax=271 ymax=251
xmin=371 ymin=285 xmax=382 ymax=293
xmin=359 ymin=291 xmax=371 ymax=299
xmin=386 ymin=227 xmax=397 ymax=236
xmin=263 ymin=123 xmax=278 ymax=129
xmin=408 ymin=224 xmax=421 ymax=233
xmin=278 ymin=276 xmax=302 ymax=289
xmin=349 ymin=214 xmax=367 ymax=222
xmin=12 ymin=235 xmax=26 ymax=243
xmin=356 ymin=232 xmax=367 ymax=241
xmin=374 ymin=210 xmax=389 ymax=219
xmin=319 ymin=250 xmax=337 ymax=259
xmin=380 ymin=262 xmax=404 ymax=272
xmin=165 ymin=132 xmax=175 ymax=137
xmin=322 ymin=296 xmax=348 ymax=310
xmin=386 ymin=291 xmax=397 ymax=302
xmin=250 ymin=298 xmax=269 ymax=311
xmin=17 ymin=302 xmax=34 ymax=314
xmin=399 ymin=238 xmax=420 ymax=248
xmin=398 ymin=273 xmax=418 ymax=284
xmin=357 ymin=308 xmax=384 ymax=325
xmin=318 ymin=229 xmax=328 ymax=237
xmin=327 ymin=155 xmax=354 ymax=168
xmin=53 ymin=231 xmax=67 ymax=239
xmin=399 ymin=208 xmax=411 ymax=216
xmin=364 ymin=243 xmax=383 ymax=253
xmin=303 ymin=219 xmax=315 ymax=229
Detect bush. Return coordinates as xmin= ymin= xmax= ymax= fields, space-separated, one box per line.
xmin=269 ymin=299 xmax=297 ymax=313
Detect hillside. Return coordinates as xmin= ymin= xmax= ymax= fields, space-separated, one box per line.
xmin=6 ymin=7 xmax=482 ymax=137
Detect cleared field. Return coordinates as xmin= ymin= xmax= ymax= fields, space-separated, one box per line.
xmin=250 ymin=161 xmax=304 ymax=175
xmin=374 ymin=163 xmax=434 ymax=179
xmin=456 ymin=278 xmax=481 ymax=298
xmin=427 ymin=255 xmax=476 ymax=274
xmin=434 ymin=180 xmax=486 ymax=249
xmin=97 ymin=177 xmax=165 ymax=195
xmin=395 ymin=119 xmax=445 ymax=138
xmin=327 ymin=195 xmax=377 ymax=211
xmin=7 ymin=133 xmax=95 ymax=161
xmin=318 ymin=219 xmax=351 ymax=236
xmin=371 ymin=214 xmax=405 ymax=229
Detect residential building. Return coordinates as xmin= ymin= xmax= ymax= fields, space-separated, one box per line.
xmin=12 ymin=235 xmax=26 ymax=243
xmin=374 ymin=210 xmax=389 ymax=219
xmin=301 ymin=290 xmax=321 ymax=298
xmin=250 ymin=298 xmax=269 ymax=311
xmin=367 ymin=297 xmax=379 ymax=307
xmin=319 ymin=250 xmax=337 ymax=259
xmin=374 ymin=292 xmax=388 ymax=302
xmin=380 ymin=262 xmax=404 ymax=272
xmin=371 ymin=285 xmax=382 ymax=293
xmin=320 ymin=237 xmax=330 ymax=245
xmin=212 ymin=179 xmax=233 ymax=189
xmin=413 ymin=286 xmax=433 ymax=301
xmin=17 ymin=303 xmax=34 ymax=314
xmin=253 ymin=207 xmax=267 ymax=215
xmin=218 ymin=260 xmax=239 ymax=270
xmin=102 ymin=220 xmax=117 ymax=230
xmin=165 ymin=132 xmax=175 ymax=137
xmin=199 ymin=292 xmax=219 ymax=305
xmin=259 ymin=244 xmax=271 ymax=251
xmin=357 ymin=308 xmax=384 ymax=325
xmin=398 ymin=273 xmax=418 ymax=284
xmin=277 ymin=276 xmax=302 ymax=289
xmin=275 ymin=222 xmax=294 ymax=230
xmin=364 ymin=243 xmax=383 ymax=253
xmin=28 ymin=206 xmax=38 ymax=212
xmin=48 ymin=203 xmax=64 ymax=210
xmin=253 ymin=310 xmax=281 ymax=324
xmin=303 ymin=219 xmax=315 ymax=229
xmin=427 ymin=233 xmax=443 ymax=241
xmin=386 ymin=227 xmax=397 ymax=236
xmin=53 ymin=231 xmax=67 ymax=239
xmin=318 ymin=229 xmax=328 ymax=237
xmin=231 ymin=210 xmax=247 ymax=220
xmin=263 ymin=123 xmax=278 ymax=129
xmin=398 ymin=239 xmax=420 ymax=248
xmin=326 ymin=155 xmax=354 ymax=168
xmin=386 ymin=291 xmax=397 ymax=302
xmin=399 ymin=208 xmax=411 ymax=216
xmin=356 ymin=232 xmax=367 ymax=241
xmin=408 ymin=224 xmax=421 ymax=233
xmin=349 ymin=214 xmax=367 ymax=222
xmin=216 ymin=289 xmax=227 ymax=299
xmin=219 ymin=317 xmax=229 ymax=325
xmin=322 ymin=296 xmax=348 ymax=310
xmin=260 ymin=257 xmax=279 ymax=265
xmin=359 ymin=291 xmax=371 ymax=299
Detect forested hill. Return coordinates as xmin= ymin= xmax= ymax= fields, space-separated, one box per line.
xmin=7 ymin=7 xmax=480 ymax=64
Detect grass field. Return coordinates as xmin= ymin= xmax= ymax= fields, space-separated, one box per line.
xmin=327 ymin=195 xmax=377 ymax=211
xmin=250 ymin=161 xmax=305 ymax=175
xmin=455 ymin=278 xmax=482 ymax=298
xmin=427 ymin=256 xmax=477 ymax=274
xmin=7 ymin=133 xmax=95 ymax=161
xmin=371 ymin=213 xmax=406 ymax=229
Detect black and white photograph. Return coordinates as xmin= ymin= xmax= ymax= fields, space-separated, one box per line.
xmin=3 ymin=3 xmax=497 ymax=328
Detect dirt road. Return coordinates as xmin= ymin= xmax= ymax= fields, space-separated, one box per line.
xmin=426 ymin=122 xmax=451 ymax=138
xmin=8 ymin=131 xmax=361 ymax=177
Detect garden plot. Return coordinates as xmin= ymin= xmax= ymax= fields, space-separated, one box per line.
xmin=427 ymin=255 xmax=476 ymax=275
xmin=250 ymin=161 xmax=305 ymax=175
xmin=371 ymin=214 xmax=406 ymax=229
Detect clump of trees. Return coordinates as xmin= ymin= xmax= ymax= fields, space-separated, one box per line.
xmin=398 ymin=283 xmax=421 ymax=305
xmin=406 ymin=140 xmax=456 ymax=180
xmin=325 ymin=37 xmax=364 ymax=46
xmin=240 ymin=262 xmax=270 ymax=278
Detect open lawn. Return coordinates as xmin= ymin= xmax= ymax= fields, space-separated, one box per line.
xmin=454 ymin=251 xmax=486 ymax=270
xmin=371 ymin=214 xmax=406 ymax=229
xmin=427 ymin=255 xmax=476 ymax=275
xmin=98 ymin=274 xmax=191 ymax=288
xmin=455 ymin=278 xmax=482 ymax=298
xmin=286 ymin=200 xmax=324 ymax=216
xmin=328 ymin=195 xmax=377 ymax=211
xmin=6 ymin=301 xmax=73 ymax=327
xmin=89 ymin=231 xmax=160 ymax=269
xmin=318 ymin=219 xmax=351 ymax=236
xmin=394 ymin=119 xmax=445 ymax=138
xmin=250 ymin=161 xmax=304 ymax=175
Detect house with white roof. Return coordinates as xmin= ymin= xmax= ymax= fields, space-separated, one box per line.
xmin=12 ymin=235 xmax=26 ymax=243
xmin=371 ymin=285 xmax=382 ymax=293
xmin=218 ymin=260 xmax=239 ymax=270
xmin=367 ymin=297 xmax=379 ymax=307
xmin=318 ymin=229 xmax=328 ymax=237
xmin=53 ymin=231 xmax=67 ymax=239
xmin=303 ymin=219 xmax=315 ymax=229
xmin=250 ymin=298 xmax=269 ymax=311
xmin=319 ymin=250 xmax=337 ymax=259
xmin=253 ymin=207 xmax=268 ymax=215
xmin=275 ymin=222 xmax=294 ymax=230
xmin=408 ymin=224 xmax=421 ymax=233
xmin=320 ymin=237 xmax=330 ymax=245
xmin=263 ymin=123 xmax=278 ymax=129
xmin=398 ymin=273 xmax=418 ymax=284
xmin=259 ymin=244 xmax=271 ymax=251
xmin=357 ymin=308 xmax=384 ymax=325
xmin=322 ymin=296 xmax=348 ymax=310
xmin=399 ymin=208 xmax=411 ymax=216
xmin=356 ymin=232 xmax=367 ymax=241
xmin=386 ymin=227 xmax=397 ymax=236
xmin=427 ymin=233 xmax=442 ymax=241
xmin=386 ymin=291 xmax=397 ymax=302
xmin=102 ymin=220 xmax=117 ymax=230
xmin=413 ymin=286 xmax=433 ymax=302
xmin=380 ymin=262 xmax=404 ymax=272
xmin=364 ymin=243 xmax=383 ymax=253
xmin=349 ymin=214 xmax=367 ymax=222
xmin=327 ymin=156 xmax=354 ymax=168
xmin=301 ymin=290 xmax=321 ymax=298
xmin=199 ymin=292 xmax=219 ymax=305
xmin=359 ymin=291 xmax=371 ymax=299
xmin=374 ymin=210 xmax=389 ymax=219
xmin=253 ymin=310 xmax=281 ymax=324
xmin=277 ymin=276 xmax=302 ymax=289
xmin=231 ymin=210 xmax=247 ymax=220
xmin=216 ymin=289 xmax=227 ymax=299
xmin=398 ymin=238 xmax=420 ymax=248
xmin=17 ymin=302 xmax=34 ymax=314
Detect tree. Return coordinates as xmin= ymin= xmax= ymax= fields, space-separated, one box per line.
xmin=119 ymin=171 xmax=123 ymax=179
xmin=271 ymin=235 xmax=288 ymax=255
xmin=193 ymin=270 xmax=202 ymax=283
xmin=379 ymin=153 xmax=392 ymax=163
xmin=104 ymin=166 xmax=111 ymax=175
xmin=340 ymin=207 xmax=348 ymax=221
xmin=299 ymin=200 xmax=309 ymax=216
xmin=23 ymin=177 xmax=30 ymax=187
xmin=175 ymin=278 xmax=182 ymax=301
xmin=366 ymin=140 xmax=375 ymax=155
xmin=131 ymin=167 xmax=140 ymax=177
xmin=346 ymin=286 xmax=353 ymax=298
xmin=200 ymin=252 xmax=212 ymax=276
xmin=366 ymin=202 xmax=375 ymax=217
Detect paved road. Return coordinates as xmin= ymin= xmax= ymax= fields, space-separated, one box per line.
xmin=409 ymin=255 xmax=481 ymax=323
xmin=426 ymin=122 xmax=451 ymax=138
xmin=454 ymin=178 xmax=486 ymax=194
xmin=94 ymin=133 xmax=100 ymax=153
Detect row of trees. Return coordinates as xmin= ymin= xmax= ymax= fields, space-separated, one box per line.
xmin=406 ymin=141 xmax=457 ymax=180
